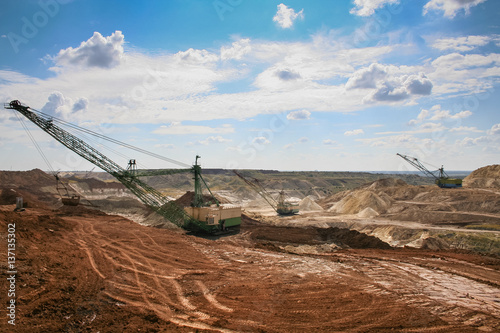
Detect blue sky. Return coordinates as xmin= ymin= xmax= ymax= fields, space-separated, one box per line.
xmin=0 ymin=0 xmax=499 ymax=172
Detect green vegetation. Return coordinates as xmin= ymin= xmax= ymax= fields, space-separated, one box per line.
xmin=464 ymin=224 xmax=500 ymax=231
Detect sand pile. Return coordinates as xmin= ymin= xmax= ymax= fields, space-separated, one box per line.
xmin=299 ymin=196 xmax=323 ymax=211
xmin=463 ymin=164 xmax=500 ymax=189
xmin=328 ymin=190 xmax=392 ymax=215
xmin=357 ymin=207 xmax=379 ymax=218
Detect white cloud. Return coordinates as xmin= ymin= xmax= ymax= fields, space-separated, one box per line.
xmin=41 ymin=91 xmax=66 ymax=114
xmin=408 ymin=105 xmax=472 ymax=127
xmin=488 ymin=123 xmax=500 ymax=135
xmin=345 ymin=63 xmax=387 ymax=89
xmin=273 ymin=3 xmax=304 ymax=29
xmin=298 ymin=137 xmax=309 ymax=143
xmin=350 ymin=0 xmax=400 ymax=17
xmin=431 ymin=53 xmax=500 ymax=70
xmin=197 ymin=135 xmax=231 ymax=145
xmin=429 ymin=109 xmax=472 ymax=120
xmin=52 ymin=31 xmax=124 ymax=69
xmin=252 ymin=137 xmax=271 ymax=145
xmin=72 ymin=97 xmax=89 ymax=112
xmin=449 ymin=126 xmax=482 ymax=133
xmin=153 ymin=123 xmax=234 ymax=135
xmin=154 ymin=143 xmax=174 ymax=149
xmin=287 ymin=110 xmax=311 ymax=120
xmin=346 ymin=63 xmax=433 ymax=102
xmin=423 ymin=0 xmax=487 ymax=18
xmin=220 ymin=39 xmax=251 ymax=61
xmin=344 ymin=129 xmax=365 ymax=136
xmin=174 ymin=48 xmax=219 ymax=64
xmin=323 ymin=139 xmax=337 ymax=145
xmin=431 ymin=35 xmax=491 ymax=51
xmin=40 ymin=91 xmax=87 ymax=118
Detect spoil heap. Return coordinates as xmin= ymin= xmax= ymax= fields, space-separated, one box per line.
xmin=463 ymin=164 xmax=500 ymax=189
xmin=298 ymin=195 xmax=323 ymax=211
xmin=324 ymin=178 xmax=400 ymax=215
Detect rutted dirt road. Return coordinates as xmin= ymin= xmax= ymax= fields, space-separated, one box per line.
xmin=1 ymin=205 xmax=499 ymax=332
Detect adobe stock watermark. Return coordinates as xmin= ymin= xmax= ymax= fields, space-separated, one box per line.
xmin=6 ymin=0 xmax=71 ymax=54
xmin=6 ymin=221 xmax=17 ymax=326
xmin=213 ymin=0 xmax=244 ymax=21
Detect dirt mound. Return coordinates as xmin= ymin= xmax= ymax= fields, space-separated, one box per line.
xmin=174 ymin=191 xmax=229 ymax=207
xmin=329 ymin=190 xmax=392 ymax=215
xmin=298 ymin=196 xmax=323 ymax=211
xmin=357 ymin=207 xmax=379 ymax=218
xmin=0 ymin=169 xmax=55 ymax=188
xmin=0 ymin=186 xmax=57 ymax=208
xmin=66 ymin=176 xmax=125 ymax=191
xmin=464 ymin=164 xmax=500 ymax=189
xmin=246 ymin=223 xmax=392 ymax=250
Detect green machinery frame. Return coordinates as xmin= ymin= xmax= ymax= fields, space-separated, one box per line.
xmin=5 ymin=100 xmax=232 ymax=233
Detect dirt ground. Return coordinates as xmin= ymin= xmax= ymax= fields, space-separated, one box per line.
xmin=1 ymin=203 xmax=500 ymax=332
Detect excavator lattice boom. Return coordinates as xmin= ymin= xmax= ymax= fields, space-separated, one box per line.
xmin=5 ymin=100 xmax=241 ymax=233
xmin=397 ymin=153 xmax=462 ymax=188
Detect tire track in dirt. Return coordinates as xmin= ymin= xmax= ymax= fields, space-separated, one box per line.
xmin=195 ymin=280 xmax=234 ymax=312
xmin=62 ymin=215 xmax=244 ymax=331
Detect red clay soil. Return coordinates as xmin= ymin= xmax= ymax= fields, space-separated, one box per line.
xmin=1 ymin=203 xmax=500 ymax=332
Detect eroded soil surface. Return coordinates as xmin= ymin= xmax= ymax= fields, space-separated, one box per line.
xmin=1 ymin=205 xmax=499 ymax=332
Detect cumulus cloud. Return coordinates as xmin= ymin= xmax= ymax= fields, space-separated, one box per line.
xmin=42 ymin=91 xmax=66 ymax=114
xmin=220 ymin=39 xmax=251 ymax=61
xmin=430 ymin=109 xmax=472 ymax=120
xmin=346 ymin=63 xmax=433 ymax=102
xmin=252 ymin=137 xmax=271 ymax=145
xmin=72 ymin=97 xmax=89 ymax=112
xmin=40 ymin=92 xmax=89 ymax=118
xmin=345 ymin=63 xmax=387 ymax=89
xmin=350 ymin=0 xmax=400 ymax=16
xmin=287 ymin=110 xmax=310 ymax=120
xmin=423 ymin=0 xmax=487 ymax=18
xmin=273 ymin=3 xmax=304 ymax=29
xmin=197 ymin=135 xmax=231 ymax=145
xmin=344 ymin=129 xmax=364 ymax=136
xmin=323 ymin=139 xmax=337 ymax=145
xmin=53 ymin=31 xmax=124 ymax=69
xmin=404 ymin=73 xmax=434 ymax=95
xmin=431 ymin=35 xmax=491 ymax=51
xmin=488 ymin=123 xmax=500 ymax=135
xmin=409 ymin=105 xmax=472 ymax=124
xmin=275 ymin=69 xmax=301 ymax=81
xmin=175 ymin=48 xmax=219 ymax=64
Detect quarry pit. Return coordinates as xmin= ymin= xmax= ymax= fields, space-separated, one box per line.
xmin=1 ymin=167 xmax=499 ymax=332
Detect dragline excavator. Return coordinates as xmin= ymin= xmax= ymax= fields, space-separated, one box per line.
xmin=5 ymin=100 xmax=241 ymax=233
xmin=233 ymin=170 xmax=299 ymax=215
xmin=397 ymin=153 xmax=462 ymax=188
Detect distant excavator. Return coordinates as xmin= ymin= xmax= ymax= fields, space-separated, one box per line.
xmin=233 ymin=170 xmax=299 ymax=215
xmin=397 ymin=153 xmax=462 ymax=188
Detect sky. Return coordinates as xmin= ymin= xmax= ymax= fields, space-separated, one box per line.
xmin=0 ymin=0 xmax=499 ymax=172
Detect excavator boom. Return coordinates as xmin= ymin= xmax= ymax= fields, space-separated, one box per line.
xmin=5 ymin=100 xmax=240 ymax=232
